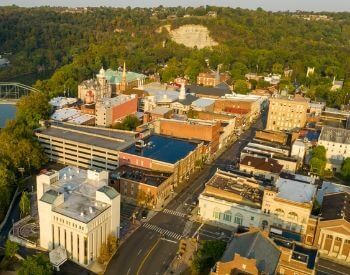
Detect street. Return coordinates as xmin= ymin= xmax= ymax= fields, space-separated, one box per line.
xmin=105 ymin=114 xmax=266 ymax=275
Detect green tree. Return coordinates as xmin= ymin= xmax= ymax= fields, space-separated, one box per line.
xmin=16 ymin=92 xmax=51 ymax=129
xmin=0 ymin=240 xmax=19 ymax=270
xmin=191 ymin=240 xmax=226 ymax=275
xmin=19 ymin=192 xmax=31 ymax=218
xmin=341 ymin=158 xmax=350 ymax=181
xmin=5 ymin=240 xmax=19 ymax=259
xmin=112 ymin=115 xmax=140 ymax=131
xmin=234 ymin=80 xmax=250 ymax=95
xmin=18 ymin=254 xmax=52 ymax=275
xmin=310 ymin=146 xmax=327 ymax=177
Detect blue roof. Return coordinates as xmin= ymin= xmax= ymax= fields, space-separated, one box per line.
xmin=123 ymin=135 xmax=198 ymax=164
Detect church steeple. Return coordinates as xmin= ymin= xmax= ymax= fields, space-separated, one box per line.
xmin=121 ymin=62 xmax=127 ymax=92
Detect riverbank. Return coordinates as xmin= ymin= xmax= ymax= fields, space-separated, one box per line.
xmin=0 ymin=100 xmax=18 ymax=105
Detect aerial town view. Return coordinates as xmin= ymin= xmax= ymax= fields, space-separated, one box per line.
xmin=1 ymin=0 xmax=350 ymax=274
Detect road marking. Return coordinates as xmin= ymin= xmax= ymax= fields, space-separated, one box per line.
xmin=161 ymin=238 xmax=177 ymax=244
xmin=136 ymin=238 xmax=160 ymax=275
xmin=143 ymin=223 xmax=182 ymax=240
xmin=127 ymin=267 xmax=131 ymax=275
xmin=163 ymin=208 xmax=187 ymax=218
xmin=137 ymin=249 xmax=142 ymax=256
xmin=192 ymin=223 xmax=204 ymax=238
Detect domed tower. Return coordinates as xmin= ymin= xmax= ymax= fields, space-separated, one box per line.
xmin=97 ymin=67 xmax=106 ymax=87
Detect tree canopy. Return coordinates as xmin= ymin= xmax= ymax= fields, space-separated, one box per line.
xmin=1 ymin=6 xmax=350 ymax=107
xmin=341 ymin=158 xmax=350 ymax=182
xmin=18 ymin=254 xmax=52 ymax=275
xmin=310 ymin=145 xmax=327 ymax=177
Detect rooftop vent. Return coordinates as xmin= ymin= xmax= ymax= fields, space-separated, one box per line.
xmin=89 ymin=207 xmax=93 ymax=214
xmin=80 ymin=212 xmax=84 ymax=217
xmin=64 ymin=173 xmax=67 ymax=179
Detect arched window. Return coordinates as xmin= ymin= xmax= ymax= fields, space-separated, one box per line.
xmin=223 ymin=211 xmax=232 ymax=222
xmin=275 ymin=208 xmax=285 ymax=217
xmin=288 ymin=212 xmax=298 ymax=221
xmin=234 ymin=213 xmax=243 ymax=225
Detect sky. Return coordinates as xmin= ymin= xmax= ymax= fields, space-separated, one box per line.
xmin=1 ymin=0 xmax=350 ymax=12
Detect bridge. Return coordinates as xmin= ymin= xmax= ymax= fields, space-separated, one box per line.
xmin=0 ymin=82 xmax=41 ymax=100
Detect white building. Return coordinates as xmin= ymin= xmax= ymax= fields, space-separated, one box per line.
xmin=198 ymin=170 xmax=270 ymax=230
xmin=291 ymin=139 xmax=307 ymax=162
xmin=318 ymin=126 xmax=350 ymax=172
xmin=37 ymin=166 xmax=120 ymax=266
xmin=49 ymin=97 xmax=78 ymax=109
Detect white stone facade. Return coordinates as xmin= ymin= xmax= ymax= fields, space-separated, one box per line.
xmin=37 ymin=167 xmax=120 ymax=266
xmin=198 ymin=194 xmax=270 ymax=230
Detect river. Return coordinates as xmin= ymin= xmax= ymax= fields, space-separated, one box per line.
xmin=0 ymin=103 xmax=16 ymax=128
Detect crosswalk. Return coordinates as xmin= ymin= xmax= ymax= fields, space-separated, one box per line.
xmin=163 ymin=208 xmax=187 ymax=218
xmin=143 ymin=223 xmax=182 ymax=240
xmin=182 ymin=220 xmax=193 ymax=238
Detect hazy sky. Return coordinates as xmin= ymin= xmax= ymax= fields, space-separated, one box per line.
xmin=1 ymin=0 xmax=350 ymax=12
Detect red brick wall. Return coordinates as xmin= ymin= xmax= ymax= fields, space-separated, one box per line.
xmin=119 ymin=152 xmax=152 ymax=169
xmin=214 ymin=99 xmax=252 ymax=113
xmin=159 ymin=120 xmax=220 ymax=153
xmin=111 ymin=96 xmax=138 ymax=122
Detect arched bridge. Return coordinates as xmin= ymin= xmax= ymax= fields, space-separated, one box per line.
xmin=0 ymin=82 xmax=41 ymax=99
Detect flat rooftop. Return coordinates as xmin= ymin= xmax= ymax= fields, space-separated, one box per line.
xmin=37 ymin=123 xmax=136 ymax=151
xmin=42 ymin=166 xmax=112 ymax=223
xmin=123 ymin=134 xmax=199 ymax=164
xmin=275 ymin=177 xmax=316 ymax=203
xmin=319 ymin=126 xmax=350 ymax=144
xmin=113 ymin=165 xmax=172 ymax=187
xmin=205 ymin=170 xmax=264 ymax=204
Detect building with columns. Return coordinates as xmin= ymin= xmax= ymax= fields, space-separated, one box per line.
xmin=37 ymin=166 xmax=120 ymax=266
xmin=314 ymin=191 xmax=350 ymax=265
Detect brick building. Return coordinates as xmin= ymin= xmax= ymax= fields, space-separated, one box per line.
xmin=119 ymin=134 xmax=204 ymax=185
xmin=110 ymin=165 xmax=174 ymax=208
xmin=157 ymin=119 xmax=221 ymax=154
xmin=95 ymin=94 xmax=138 ymax=127
xmin=197 ymin=70 xmax=230 ymax=87
xmin=214 ymin=97 xmax=261 ymax=123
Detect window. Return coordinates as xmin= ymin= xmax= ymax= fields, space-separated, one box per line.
xmin=275 ymin=208 xmax=285 ymax=217
xmin=234 ymin=213 xmax=243 ymax=225
xmin=223 ymin=211 xmax=232 ymax=222
xmin=251 ymin=216 xmax=254 ymax=221
xmin=288 ymin=212 xmax=298 ymax=221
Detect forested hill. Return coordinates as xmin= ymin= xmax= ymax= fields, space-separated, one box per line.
xmin=1 ymin=6 xmax=350 ymax=106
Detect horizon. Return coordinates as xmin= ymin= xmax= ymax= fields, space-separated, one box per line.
xmin=1 ymin=0 xmax=350 ymax=13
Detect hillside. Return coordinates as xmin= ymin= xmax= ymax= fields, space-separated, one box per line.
xmin=1 ymin=6 xmax=350 ymax=106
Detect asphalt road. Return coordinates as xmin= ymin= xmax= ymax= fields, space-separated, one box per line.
xmin=105 ymin=114 xmax=266 ymax=275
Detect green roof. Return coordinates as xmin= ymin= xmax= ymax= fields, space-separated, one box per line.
xmin=98 ymin=186 xmax=119 ymax=199
xmin=103 ymin=69 xmax=146 ymax=85
xmin=41 ymin=189 xmax=60 ymax=204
